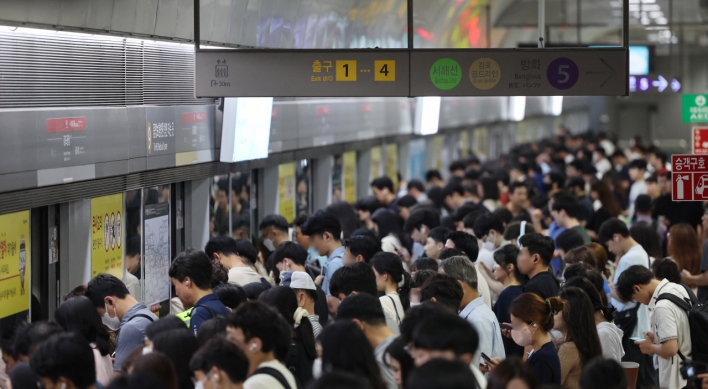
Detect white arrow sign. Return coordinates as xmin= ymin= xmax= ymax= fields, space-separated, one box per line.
xmin=671 ymin=78 xmax=681 ymax=93
xmin=652 ymin=75 xmax=668 ymax=92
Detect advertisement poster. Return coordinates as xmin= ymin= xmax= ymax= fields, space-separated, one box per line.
xmin=91 ymin=194 xmax=124 ymax=278
xmin=279 ymin=162 xmax=296 ymax=223
xmin=386 ymin=144 xmax=398 ymax=188
xmin=459 ymin=131 xmax=470 ymax=157
xmin=331 ymin=155 xmax=343 ymax=203
xmin=49 ymin=226 xmax=58 ymax=264
xmin=409 ymin=139 xmax=426 ymax=180
xmin=370 ymin=147 xmax=382 ymax=181
xmin=433 ymin=136 xmax=443 ymax=171
xmin=0 ymin=210 xmax=30 ymax=319
xmin=143 ymin=203 xmax=170 ymax=305
xmin=343 ymin=151 xmax=357 ymax=203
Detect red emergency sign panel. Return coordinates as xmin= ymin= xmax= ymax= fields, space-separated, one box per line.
xmin=181 ymin=111 xmax=207 ymax=124
xmin=46 ymin=117 xmax=87 ymax=133
xmin=672 ymin=154 xmax=708 ymax=201
xmin=692 ymin=127 xmax=708 ymax=154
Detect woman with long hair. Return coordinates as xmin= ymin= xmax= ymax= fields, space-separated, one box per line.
xmin=259 ymin=286 xmax=317 ymax=386
xmin=563 ymin=276 xmax=624 ymax=362
xmin=586 ymin=242 xmax=611 ymax=280
xmin=588 ymin=180 xmax=622 ymax=239
xmin=629 ymin=222 xmax=662 ymax=263
xmin=505 ymin=293 xmax=566 ymax=386
xmin=554 ymin=287 xmax=603 ymax=389
xmin=54 ymin=296 xmax=113 ymax=386
xmin=371 ymin=208 xmax=412 ymax=254
xmin=384 ymin=337 xmax=415 ymax=388
xmin=480 ymin=177 xmax=501 ymax=212
xmin=370 ymin=252 xmax=411 ymax=324
xmin=152 ymin=328 xmax=200 ymax=389
xmin=320 ymin=321 xmax=387 ymax=389
xmin=491 ymin=245 xmax=526 ymax=358
xmin=667 ymin=223 xmax=702 ymax=278
xmin=128 ymin=352 xmax=179 ymax=389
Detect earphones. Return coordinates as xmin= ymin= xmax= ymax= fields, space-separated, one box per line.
xmin=186 ymin=281 xmax=190 ymax=286
xmin=614 ymin=236 xmax=619 ymax=242
xmin=249 ymin=343 xmax=257 ymax=351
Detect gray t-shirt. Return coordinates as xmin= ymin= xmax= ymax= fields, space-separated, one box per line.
xmin=374 ymin=336 xmax=399 ymax=389
xmin=114 ymin=303 xmax=157 ymax=371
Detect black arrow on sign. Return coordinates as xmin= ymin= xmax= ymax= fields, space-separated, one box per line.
xmin=585 ymin=58 xmax=616 ymax=88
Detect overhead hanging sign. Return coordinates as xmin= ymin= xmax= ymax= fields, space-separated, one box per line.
xmin=672 ymin=155 xmax=708 ymax=201
xmin=683 ymin=95 xmax=708 ymax=123
xmin=195 ymin=48 xmax=628 ymax=98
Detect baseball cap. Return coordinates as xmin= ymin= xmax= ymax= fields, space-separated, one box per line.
xmin=289 ymin=271 xmax=316 ymax=291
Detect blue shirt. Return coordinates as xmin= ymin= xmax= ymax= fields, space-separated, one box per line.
xmin=191 ymin=294 xmax=231 ymax=335
xmin=322 ymin=246 xmax=345 ymax=296
xmin=308 ymin=247 xmax=327 ymax=269
xmin=459 ymin=296 xmax=506 ymax=365
xmin=114 ymin=303 xmax=157 ymax=371
xmin=548 ymin=221 xmax=566 ymax=278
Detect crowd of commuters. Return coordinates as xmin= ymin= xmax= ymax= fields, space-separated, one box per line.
xmin=2 ymin=131 xmax=708 ymax=389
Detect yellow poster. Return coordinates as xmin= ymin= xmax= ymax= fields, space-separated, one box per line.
xmin=370 ymin=146 xmax=382 ymax=182
xmin=433 ymin=136 xmax=443 ymax=171
xmin=0 ymin=210 xmax=31 ymax=319
xmin=91 ymin=194 xmax=124 ymax=279
xmin=386 ymin=144 xmax=398 ymax=188
xmin=517 ymin=121 xmax=527 ymax=144
xmin=279 ymin=163 xmax=296 ymax=223
xmin=343 ymin=151 xmax=357 ymax=203
xmin=460 ymin=131 xmax=469 ymax=157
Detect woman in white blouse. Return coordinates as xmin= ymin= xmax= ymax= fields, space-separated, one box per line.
xmin=370 ymin=252 xmax=411 ymax=325
xmin=54 ymin=296 xmax=114 ymax=386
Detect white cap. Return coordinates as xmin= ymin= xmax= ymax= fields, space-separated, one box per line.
xmin=289 ymin=271 xmax=316 ymax=291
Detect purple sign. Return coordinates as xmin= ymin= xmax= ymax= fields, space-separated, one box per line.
xmin=546 ymin=58 xmax=579 ymax=90
xmin=636 ymin=76 xmax=651 ymax=92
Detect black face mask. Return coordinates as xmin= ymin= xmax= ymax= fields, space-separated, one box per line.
xmin=542 ymin=182 xmax=553 ymax=192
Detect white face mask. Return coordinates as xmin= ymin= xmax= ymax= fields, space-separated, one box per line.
xmin=511 ymin=324 xmax=535 ymax=347
xmin=142 ymin=347 xmax=153 ymax=355
xmin=312 ymin=358 xmax=323 ymax=379
xmin=263 ymin=238 xmax=276 ymax=252
xmin=194 ymin=381 xmax=204 ymax=389
xmin=482 ymin=240 xmax=495 ymax=252
xmin=101 ymin=302 xmax=121 ymax=331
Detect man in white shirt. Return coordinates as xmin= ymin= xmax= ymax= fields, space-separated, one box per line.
xmin=205 ymin=237 xmax=263 ymax=287
xmin=616 ymin=266 xmax=692 ymax=389
xmin=628 ymin=159 xmax=648 ymax=218
xmin=226 ymin=302 xmax=298 ymax=389
xmin=440 ymin=256 xmax=505 ymax=368
xmin=337 ymin=293 xmax=398 ymax=389
xmin=599 ymin=218 xmax=657 ymax=388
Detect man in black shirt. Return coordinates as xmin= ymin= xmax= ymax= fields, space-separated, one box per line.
xmin=516 ymin=233 xmax=559 ymax=299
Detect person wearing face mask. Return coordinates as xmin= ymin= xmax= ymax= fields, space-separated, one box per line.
xmin=30 ymin=332 xmax=98 ymax=389
xmin=491 ymin=245 xmax=526 ymax=358
xmin=190 ymin=338 xmax=249 ymax=389
xmin=258 ymin=215 xmax=291 ymax=252
xmin=490 ymin=293 xmax=565 ymax=386
xmin=85 ymin=274 xmax=158 ymax=375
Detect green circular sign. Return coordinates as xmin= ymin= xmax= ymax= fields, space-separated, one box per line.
xmin=430 ymin=58 xmax=462 ymax=90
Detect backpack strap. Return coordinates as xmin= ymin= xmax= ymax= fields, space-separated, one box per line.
xmin=128 ymin=313 xmax=155 ymax=323
xmin=189 ymin=304 xmax=217 ymax=319
xmin=252 ymin=367 xmax=295 ymax=389
xmin=387 ymin=295 xmax=401 ymax=323
xmin=656 ymin=293 xmax=692 ymax=312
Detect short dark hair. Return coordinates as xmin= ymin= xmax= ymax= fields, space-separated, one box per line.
xmin=404 ymin=208 xmax=441 ymax=233
xmin=463 ymin=209 xmax=488 ymax=230
xmin=189 ymin=338 xmax=249 ymax=383
xmin=371 ymin=176 xmax=394 ymax=192
xmin=344 ymin=235 xmax=382 ymax=263
xmin=308 ymin=371 xmax=372 ymax=389
xmin=598 ymin=218 xmax=630 ymax=244
xmin=438 ymin=248 xmax=465 ymax=261
xmin=399 ymin=302 xmax=450 ymax=343
xmin=552 ymin=193 xmax=581 ymax=218
xmin=580 ymin=357 xmax=628 ymax=389
xmin=420 ymin=274 xmax=463 ymax=312
xmin=412 ymin=258 xmax=438 ymax=273
xmin=354 ymin=195 xmax=382 ymax=213
xmin=509 ymin=181 xmax=528 ymax=194
xmin=635 ymin=194 xmax=653 ymax=214
xmin=445 ymin=231 xmax=479 ymax=260
xmin=106 ymin=371 xmax=166 ymax=389
xmin=616 ymin=265 xmax=654 ymax=302
xmin=300 ymin=210 xmax=342 ymax=241
xmin=145 ymin=316 xmax=186 ymax=343
xmin=472 ymin=214 xmax=505 ymax=238
xmin=567 ymin=177 xmax=586 ymax=191
xmin=169 ymin=249 xmax=213 ymax=290
xmin=564 ymin=263 xmax=605 ymax=297
xmin=294 ymin=213 xmax=309 ymax=227
xmin=196 ymin=317 xmax=228 ymax=346
xmin=428 ymin=226 xmax=452 ymax=244
xmin=426 ymin=170 xmax=442 ymax=182
xmin=556 ymin=229 xmax=585 ymax=253
xmin=13 ymin=321 xmax=63 ymax=360
xmin=329 ymin=262 xmax=377 ymax=297
xmin=410 ymin=269 xmax=437 ymax=288
xmin=408 ymin=359 xmax=477 ymax=389
xmin=518 ymin=233 xmax=555 ymax=266
xmin=652 ymin=258 xmax=682 ymax=284
xmin=85 ymin=274 xmax=130 ymax=308
xmin=226 ymin=301 xmax=285 ymax=353
xmin=398 ymin=195 xmax=417 ymax=209
xmin=452 ymin=202 xmax=480 ymax=223
xmin=30 ymin=332 xmax=96 ymax=389
xmin=442 ymin=182 xmax=465 ymax=199
xmin=548 ymin=171 xmax=566 ymax=187
xmin=449 ymin=160 xmax=467 ymax=173
xmin=350 ymin=227 xmax=378 ymax=240
xmin=272 ymin=241 xmax=308 ymax=266
xmin=204 ymin=237 xmax=258 ymax=266
xmin=407 ymin=179 xmax=425 ymax=193
xmin=213 ymin=283 xmax=247 ymax=309
xmin=569 ymin=159 xmax=585 ymax=171
xmin=337 ymin=293 xmax=386 ymax=327
xmin=126 ymin=235 xmax=141 ymax=257
xmin=412 ymin=313 xmax=478 ymax=357
xmin=259 ymin=214 xmax=289 ymax=233
xmin=628 ymin=159 xmax=648 ymax=170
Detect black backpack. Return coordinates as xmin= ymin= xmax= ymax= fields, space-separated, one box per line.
xmin=655 ymin=283 xmax=708 ymax=364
